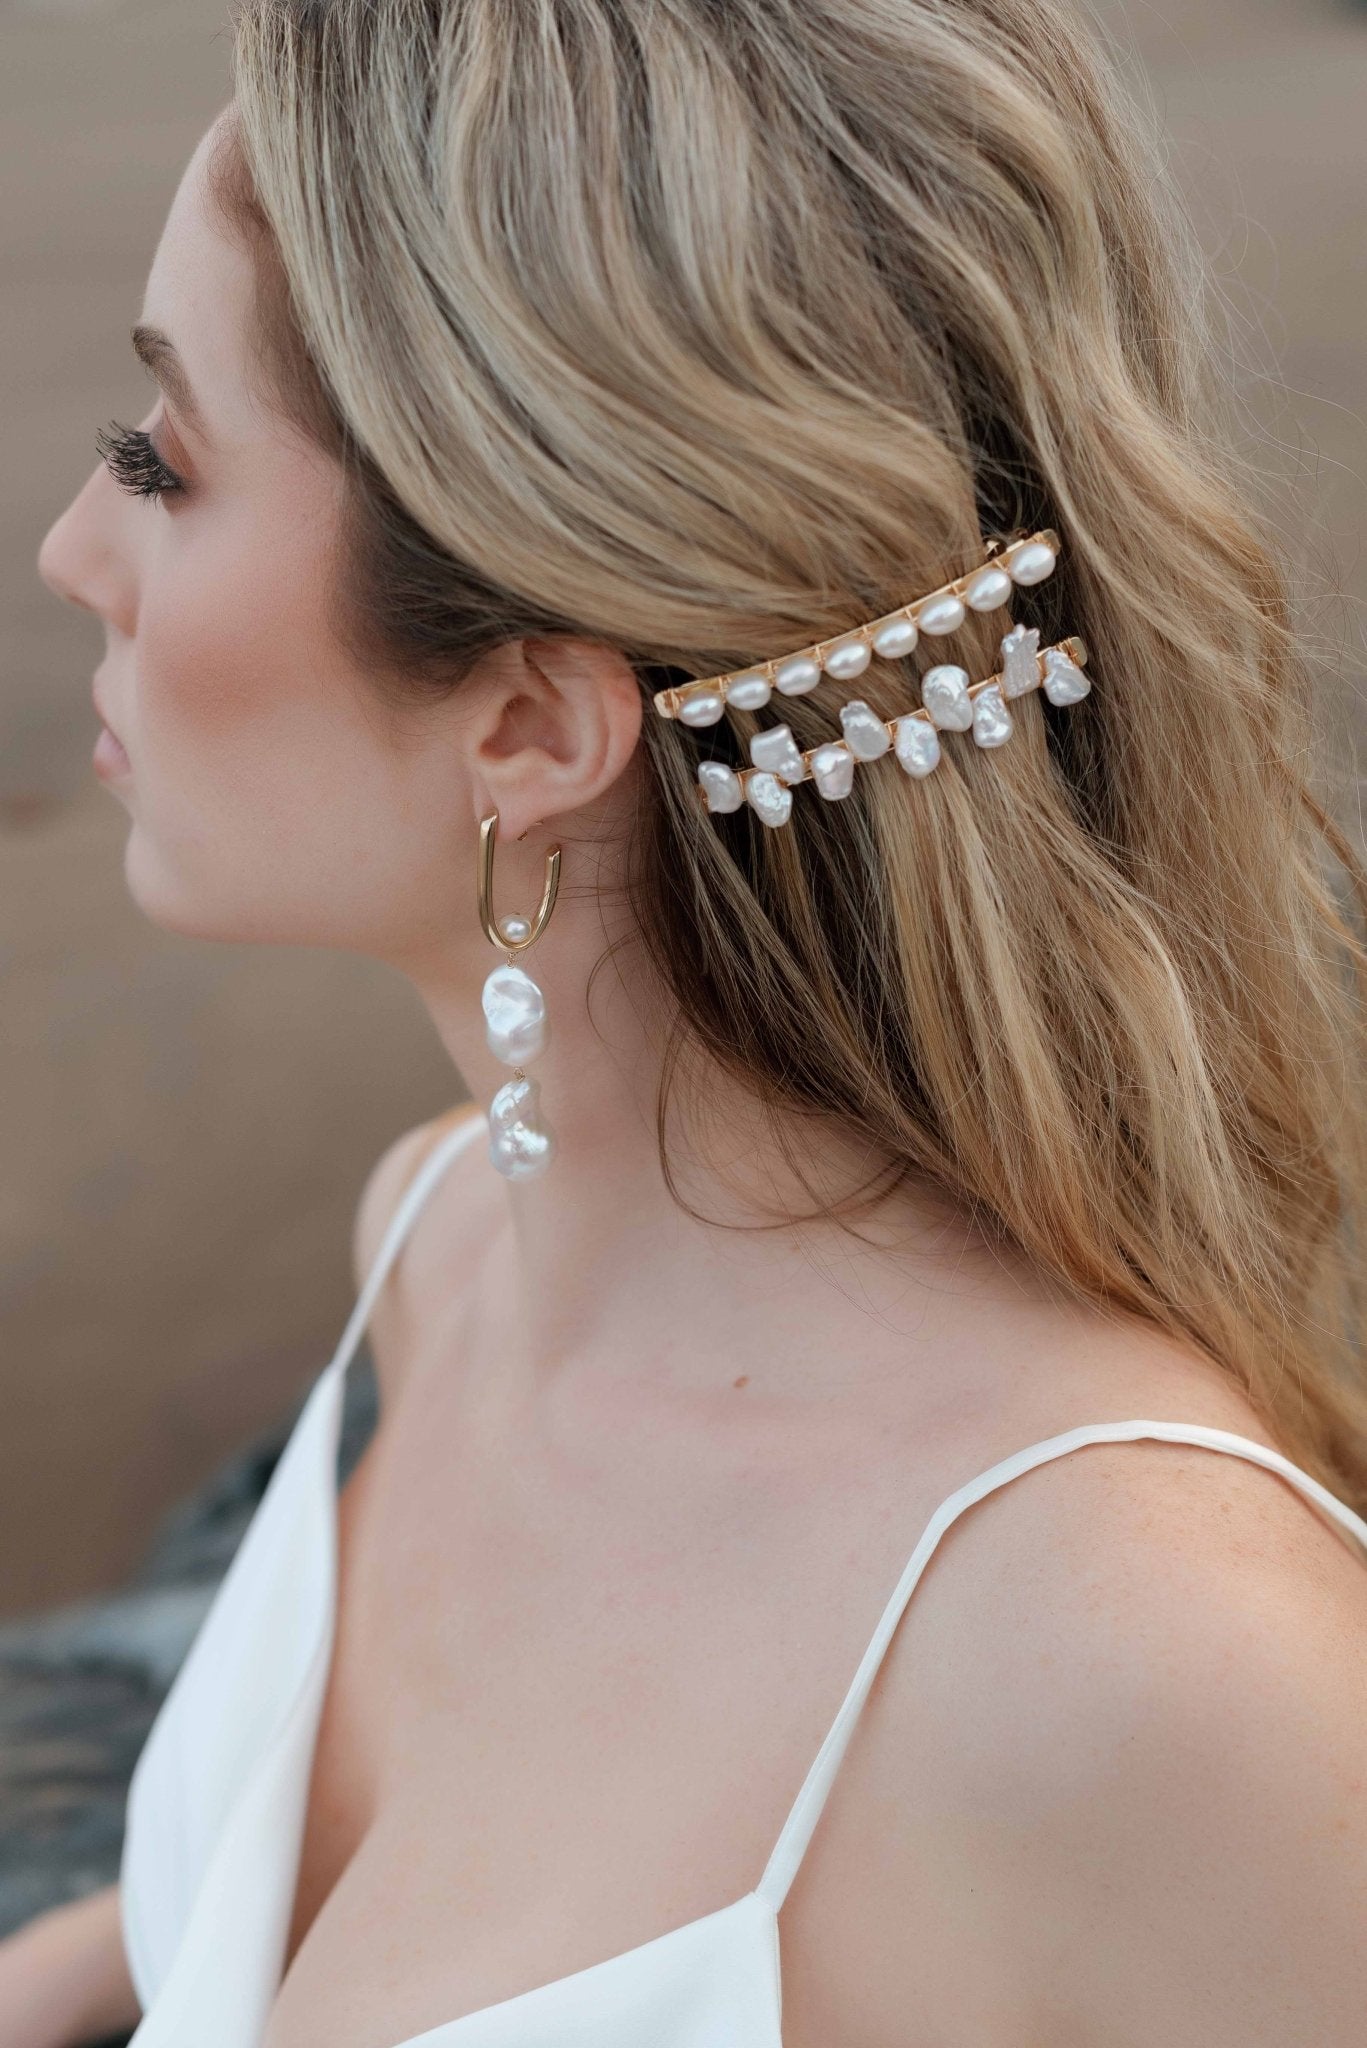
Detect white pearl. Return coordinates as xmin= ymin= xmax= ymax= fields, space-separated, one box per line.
xmin=999 ymin=623 xmax=1041 ymax=698
xmin=871 ymin=615 xmax=918 ymax=659
xmin=725 ymin=668 xmax=772 ymax=711
xmin=921 ymin=664 xmax=974 ymax=730
xmin=481 ymin=961 xmax=548 ymax=1065
xmin=497 ymin=913 xmax=532 ymax=944
xmin=749 ymin=724 xmax=808 ymax=783
xmin=1041 ymin=648 xmax=1090 ymax=705
xmin=964 ymin=566 xmax=1013 ymax=612
xmin=696 ymin=760 xmax=743 ymax=813
xmin=488 ymin=1075 xmax=556 ymax=1181
xmin=1005 ymin=541 xmax=1057 ymax=586
xmin=838 ymin=699 xmax=892 ymax=761
xmin=745 ymin=770 xmax=793 ymax=827
xmin=915 ymin=593 xmax=966 ymax=636
xmin=893 ymin=714 xmax=941 ymax=778
xmin=774 ymin=653 xmax=823 ymax=696
xmin=810 ymin=741 xmax=855 ymax=801
xmin=972 ymin=682 xmax=1014 ymax=748
xmin=822 ymin=636 xmax=872 ymax=681
xmin=678 ymin=686 xmax=725 ymax=727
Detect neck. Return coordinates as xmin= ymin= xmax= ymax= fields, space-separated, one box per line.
xmin=391 ymin=854 xmax=1035 ymax=1409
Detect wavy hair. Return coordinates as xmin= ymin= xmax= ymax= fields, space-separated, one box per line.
xmin=214 ymin=0 xmax=1367 ymax=1503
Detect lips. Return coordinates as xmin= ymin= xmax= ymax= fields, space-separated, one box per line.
xmin=92 ymin=677 xmax=123 ymax=744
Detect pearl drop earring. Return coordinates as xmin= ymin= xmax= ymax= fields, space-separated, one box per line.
xmin=477 ymin=811 xmax=561 ymax=1180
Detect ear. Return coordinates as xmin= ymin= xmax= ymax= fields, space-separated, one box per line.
xmin=466 ymin=635 xmax=644 ymax=838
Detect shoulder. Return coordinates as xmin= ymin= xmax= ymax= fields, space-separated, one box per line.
xmin=876 ymin=1395 xmax=1367 ymax=2042
xmin=350 ymin=1102 xmax=487 ymax=1290
xmin=350 ymin=1103 xmax=490 ymax=1399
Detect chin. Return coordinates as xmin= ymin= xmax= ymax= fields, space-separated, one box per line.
xmin=121 ymin=832 xmax=301 ymax=948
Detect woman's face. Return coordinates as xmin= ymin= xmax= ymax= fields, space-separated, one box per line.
xmin=37 ymin=115 xmax=475 ymax=961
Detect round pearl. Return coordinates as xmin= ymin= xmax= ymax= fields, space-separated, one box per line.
xmin=774 ymin=654 xmax=823 ymax=696
xmin=678 ymin=686 xmax=725 ymax=727
xmin=963 ymin=565 xmax=1013 ymax=612
xmin=497 ymin=913 xmax=532 ymax=944
xmin=871 ymin=616 xmax=919 ymax=659
xmin=1005 ymin=541 xmax=1057 ymax=586
xmin=822 ymin=636 xmax=872 ymax=681
xmin=915 ymin=593 xmax=967 ymax=636
xmin=724 ymin=668 xmax=772 ymax=711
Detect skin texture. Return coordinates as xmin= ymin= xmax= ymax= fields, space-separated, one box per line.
xmin=32 ymin=113 xmax=1367 ymax=2048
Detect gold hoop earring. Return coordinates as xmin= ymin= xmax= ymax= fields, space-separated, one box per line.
xmin=477 ymin=810 xmax=561 ymax=951
xmin=477 ymin=809 xmax=561 ymax=1181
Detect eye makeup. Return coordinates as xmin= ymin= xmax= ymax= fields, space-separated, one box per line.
xmin=96 ymin=420 xmax=188 ymax=503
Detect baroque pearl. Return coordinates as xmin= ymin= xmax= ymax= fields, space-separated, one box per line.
xmin=774 ymin=653 xmax=823 ymax=696
xmin=749 ymin=724 xmax=808 ymax=783
xmin=745 ymin=770 xmax=793 ymax=827
xmin=999 ymin=623 xmax=1041 ymax=698
xmin=497 ymin=913 xmax=532 ymax=944
xmin=1005 ymin=540 xmax=1057 ymax=587
xmin=915 ymin=593 xmax=966 ymax=637
xmin=871 ymin=615 xmax=918 ymax=659
xmin=893 ymin=714 xmax=941 ymax=778
xmin=725 ymin=668 xmax=772 ymax=711
xmin=921 ymin=663 xmax=974 ymax=730
xmin=482 ymin=961 xmax=548 ymax=1066
xmin=972 ymin=682 xmax=1014 ymax=748
xmin=696 ymin=760 xmax=743 ymax=813
xmin=810 ymin=741 xmax=855 ymax=801
xmin=822 ymin=636 xmax=872 ymax=682
xmin=964 ymin=565 xmax=1013 ymax=612
xmin=1041 ymin=647 xmax=1090 ymax=704
xmin=838 ymin=699 xmax=892 ymax=761
xmin=678 ymin=686 xmax=725 ymax=728
xmin=488 ymin=1075 xmax=556 ymax=1181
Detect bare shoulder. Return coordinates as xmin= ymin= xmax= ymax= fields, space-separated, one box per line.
xmin=857 ymin=1325 xmax=1367 ymax=2044
xmin=350 ymin=1103 xmax=485 ymax=1286
xmin=350 ymin=1103 xmax=491 ymax=1399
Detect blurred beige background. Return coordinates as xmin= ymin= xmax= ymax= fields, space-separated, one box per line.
xmin=1 ymin=0 xmax=1364 ymax=1615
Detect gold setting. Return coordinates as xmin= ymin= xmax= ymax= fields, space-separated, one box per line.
xmin=477 ymin=810 xmax=562 ymax=954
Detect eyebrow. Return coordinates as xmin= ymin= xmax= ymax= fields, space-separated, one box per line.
xmin=131 ymin=324 xmax=208 ymax=437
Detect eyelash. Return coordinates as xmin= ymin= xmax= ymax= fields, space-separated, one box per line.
xmin=95 ymin=420 xmax=187 ymax=503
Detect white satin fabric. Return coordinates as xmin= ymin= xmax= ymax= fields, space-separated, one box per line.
xmin=119 ymin=1109 xmax=1367 ymax=2046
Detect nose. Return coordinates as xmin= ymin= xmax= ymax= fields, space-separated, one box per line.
xmin=37 ymin=454 xmax=138 ymax=636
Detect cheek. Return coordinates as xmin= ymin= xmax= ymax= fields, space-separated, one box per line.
xmin=126 ymin=491 xmax=453 ymax=948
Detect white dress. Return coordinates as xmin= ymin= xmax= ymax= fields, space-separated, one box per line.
xmin=118 ymin=1109 xmax=1367 ymax=2045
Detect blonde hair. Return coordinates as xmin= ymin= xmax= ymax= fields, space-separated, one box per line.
xmin=217 ymin=0 xmax=1367 ymax=1502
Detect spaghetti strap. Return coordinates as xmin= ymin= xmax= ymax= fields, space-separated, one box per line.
xmin=321 ymin=1107 xmax=488 ymax=1391
xmin=754 ymin=1417 xmax=1367 ymax=1912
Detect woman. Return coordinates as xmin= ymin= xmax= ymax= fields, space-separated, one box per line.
xmin=8 ymin=0 xmax=1367 ymax=2040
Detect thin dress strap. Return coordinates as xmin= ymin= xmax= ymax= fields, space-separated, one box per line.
xmin=322 ymin=1108 xmax=489 ymax=1389
xmin=754 ymin=1417 xmax=1367 ymax=1912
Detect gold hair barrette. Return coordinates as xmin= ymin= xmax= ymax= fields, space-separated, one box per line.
xmin=693 ymin=628 xmax=1089 ymax=827
xmin=658 ymin=528 xmax=1091 ymax=829
xmin=652 ymin=530 xmax=1060 ymax=727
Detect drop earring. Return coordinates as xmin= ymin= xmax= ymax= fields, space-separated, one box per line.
xmin=477 ymin=810 xmax=561 ymax=1180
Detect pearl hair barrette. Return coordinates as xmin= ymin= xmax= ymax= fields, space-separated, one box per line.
xmin=651 ymin=530 xmax=1061 ymax=728
xmin=652 ymin=529 xmax=1092 ymax=829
